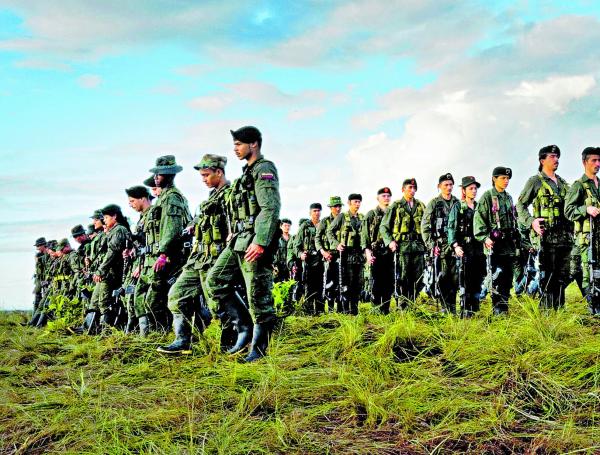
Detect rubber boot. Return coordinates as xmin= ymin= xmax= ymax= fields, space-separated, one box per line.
xmin=225 ymin=298 xmax=254 ymax=355
xmin=28 ymin=312 xmax=41 ymax=327
xmin=84 ymin=311 xmax=100 ymax=335
xmin=219 ymin=320 xmax=237 ymax=352
xmin=124 ymin=316 xmax=138 ymax=334
xmin=35 ymin=312 xmax=48 ymax=328
xmin=138 ymin=315 xmax=150 ymax=337
xmin=244 ymin=318 xmax=276 ymax=363
xmin=157 ymin=314 xmax=192 ymax=355
xmin=99 ymin=312 xmax=112 ymax=333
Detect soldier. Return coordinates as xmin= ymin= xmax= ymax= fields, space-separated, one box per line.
xmin=293 ymin=203 xmax=324 ymax=314
xmin=86 ymin=210 xmax=108 ymax=330
xmin=158 ymin=154 xmax=231 ymax=354
xmin=29 ymin=237 xmax=49 ymax=326
xmin=565 ymin=147 xmax=600 ymax=315
xmin=327 ymin=193 xmax=365 ymax=315
xmin=421 ymin=173 xmax=460 ymax=314
xmin=206 ymin=126 xmax=281 ymax=362
xmin=474 ymin=167 xmax=518 ymax=315
xmin=361 ymin=188 xmax=393 ymax=313
xmin=68 ymin=225 xmax=93 ymax=333
xmin=380 ymin=178 xmax=427 ymax=306
xmin=137 ymin=155 xmax=192 ymax=335
xmin=144 ymin=175 xmax=162 ymax=199
xmin=123 ymin=185 xmax=153 ymax=334
xmin=273 ymin=218 xmax=292 ymax=282
xmin=53 ymin=238 xmax=76 ymax=300
xmin=316 ymin=197 xmax=343 ymax=311
xmin=517 ymin=145 xmax=572 ymax=309
xmin=91 ymin=204 xmax=132 ymax=330
xmin=447 ymin=177 xmax=485 ymax=317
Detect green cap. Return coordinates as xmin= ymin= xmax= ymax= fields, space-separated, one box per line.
xmin=34 ymin=237 xmax=47 ymax=247
xmin=90 ymin=210 xmax=103 ymax=220
xmin=492 ymin=166 xmax=512 ymax=178
xmin=71 ymin=224 xmax=86 ymax=237
xmin=56 ymin=238 xmax=70 ymax=251
xmin=327 ymin=196 xmax=344 ymax=207
xmin=86 ymin=224 xmax=96 ymax=235
xmin=143 ymin=176 xmax=156 ymax=187
xmin=149 ymin=155 xmax=183 ymax=175
xmin=193 ymin=153 xmax=227 ymax=171
xmin=46 ymin=239 xmax=57 ymax=250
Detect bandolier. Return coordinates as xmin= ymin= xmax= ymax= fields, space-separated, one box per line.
xmin=517 ymin=150 xmax=572 ymax=310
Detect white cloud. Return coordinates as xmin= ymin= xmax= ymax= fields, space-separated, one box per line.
xmin=77 ymin=73 xmax=102 ymax=88
xmin=287 ymin=106 xmax=326 ymax=121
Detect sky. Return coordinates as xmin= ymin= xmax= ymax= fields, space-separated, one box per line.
xmin=1 ymin=0 xmax=600 ymax=310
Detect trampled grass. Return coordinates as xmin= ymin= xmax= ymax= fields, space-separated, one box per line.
xmin=2 ymin=285 xmax=600 ymax=454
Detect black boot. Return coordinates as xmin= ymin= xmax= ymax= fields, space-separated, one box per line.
xmin=219 ymin=320 xmax=237 ymax=352
xmin=124 ymin=316 xmax=138 ymax=334
xmin=225 ymin=298 xmax=254 ymax=355
xmin=99 ymin=312 xmax=112 ymax=333
xmin=138 ymin=315 xmax=150 ymax=337
xmin=28 ymin=312 xmax=41 ymax=327
xmin=35 ymin=312 xmax=48 ymax=328
xmin=84 ymin=311 xmax=100 ymax=335
xmin=244 ymin=318 xmax=275 ymax=363
xmin=157 ymin=314 xmax=192 ymax=355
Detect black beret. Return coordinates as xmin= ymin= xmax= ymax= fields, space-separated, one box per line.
xmin=86 ymin=224 xmax=96 ymax=235
xmin=492 ymin=166 xmax=512 ymax=178
xmin=310 ymin=202 xmax=322 ymax=210
xmin=539 ymin=144 xmax=560 ymax=159
xmin=348 ymin=193 xmax=362 ymax=201
xmin=280 ymin=218 xmax=292 ymax=225
xmin=71 ymin=224 xmax=86 ymax=237
xmin=231 ymin=126 xmax=262 ymax=145
xmin=126 ymin=185 xmax=152 ymax=200
xmin=34 ymin=237 xmax=47 ymax=247
xmin=402 ymin=178 xmax=417 ymax=188
xmin=438 ymin=173 xmax=454 ymax=184
xmin=460 ymin=176 xmax=480 ymax=188
xmin=100 ymin=204 xmax=122 ymax=216
xmin=582 ymin=147 xmax=600 ymax=160
xmin=377 ymin=187 xmax=392 ymax=196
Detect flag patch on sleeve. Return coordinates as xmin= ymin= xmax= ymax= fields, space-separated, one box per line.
xmin=260 ymin=173 xmax=274 ymax=180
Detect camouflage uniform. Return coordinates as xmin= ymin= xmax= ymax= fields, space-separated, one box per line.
xmin=273 ymin=235 xmax=290 ymax=282
xmin=380 ymin=197 xmax=426 ymax=305
xmin=315 ymin=211 xmax=339 ymax=310
xmin=361 ymin=205 xmax=394 ymax=313
xmin=447 ymin=199 xmax=485 ymax=316
xmin=565 ymin=172 xmax=600 ymax=314
xmin=421 ymin=194 xmax=460 ymax=313
xmin=517 ymin=172 xmax=572 ymax=308
xmin=293 ymin=219 xmax=324 ymax=314
xmin=473 ymin=182 xmax=518 ymax=314
xmin=327 ymin=208 xmax=365 ymax=315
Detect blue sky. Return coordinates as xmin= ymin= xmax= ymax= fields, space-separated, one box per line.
xmin=1 ymin=1 xmax=600 ymax=309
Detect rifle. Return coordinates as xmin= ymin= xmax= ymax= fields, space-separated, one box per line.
xmin=588 ymin=216 xmax=600 ymax=301
xmin=480 ymin=252 xmax=502 ymax=299
xmin=431 ymin=242 xmax=443 ymax=304
xmin=457 ymin=256 xmax=466 ymax=316
xmin=338 ymin=251 xmax=348 ymax=311
xmin=393 ymin=251 xmax=400 ymax=301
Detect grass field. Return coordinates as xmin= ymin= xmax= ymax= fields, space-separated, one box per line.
xmin=2 ymin=286 xmax=600 ymax=454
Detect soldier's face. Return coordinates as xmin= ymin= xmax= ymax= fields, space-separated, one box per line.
xmin=128 ymin=197 xmax=144 ymax=212
xmin=75 ymin=234 xmax=87 ymax=245
xmin=494 ymin=175 xmax=510 ymax=191
xmin=377 ymin=193 xmax=391 ymax=207
xmin=103 ymin=214 xmax=117 ymax=229
xmin=438 ymin=180 xmax=454 ymax=196
xmin=93 ymin=218 xmax=103 ymax=229
xmin=348 ymin=199 xmax=361 ymax=212
xmin=36 ymin=246 xmax=46 ymax=253
xmin=464 ymin=183 xmax=478 ymax=199
xmin=233 ymin=140 xmax=251 ymax=160
xmin=154 ymin=174 xmax=166 ymax=187
xmin=330 ymin=205 xmax=342 ymax=217
xmin=151 ymin=186 xmax=161 ymax=197
xmin=541 ymin=153 xmax=559 ymax=171
xmin=584 ymin=155 xmax=600 ymax=175
xmin=199 ymin=168 xmax=221 ymax=188
xmin=280 ymin=222 xmax=291 ymax=234
xmin=310 ymin=208 xmax=321 ymax=222
xmin=403 ymin=184 xmax=416 ymax=200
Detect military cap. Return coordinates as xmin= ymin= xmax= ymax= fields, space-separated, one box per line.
xmin=230 ymin=126 xmax=262 ymax=145
xmin=348 ymin=193 xmax=362 ymax=202
xmin=143 ymin=176 xmax=157 ymax=187
xmin=310 ymin=202 xmax=322 ymax=210
xmin=86 ymin=224 xmax=96 ymax=235
xmin=402 ymin=178 xmax=418 ymax=188
xmin=460 ymin=176 xmax=480 ymax=188
xmin=90 ymin=209 xmax=104 ymax=220
xmin=47 ymin=239 xmax=57 ymax=250
xmin=34 ymin=237 xmax=47 ymax=247
xmin=298 ymin=218 xmax=309 ymax=227
xmin=280 ymin=218 xmax=292 ymax=225
xmin=377 ymin=187 xmax=392 ymax=196
xmin=149 ymin=155 xmax=183 ymax=175
xmin=492 ymin=166 xmax=512 ymax=178
xmin=328 ymin=196 xmax=344 ymax=207
xmin=194 ymin=153 xmax=227 ymax=171
xmin=71 ymin=224 xmax=86 ymax=237
xmin=126 ymin=185 xmax=152 ymax=200
xmin=539 ymin=144 xmax=560 ymax=159
xmin=438 ymin=173 xmax=454 ymax=184
xmin=582 ymin=147 xmax=600 ymax=160
xmin=56 ymin=238 xmax=70 ymax=251
xmin=100 ymin=204 xmax=122 ymax=216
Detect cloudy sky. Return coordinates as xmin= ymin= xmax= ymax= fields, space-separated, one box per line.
xmin=1 ymin=1 xmax=599 ymax=309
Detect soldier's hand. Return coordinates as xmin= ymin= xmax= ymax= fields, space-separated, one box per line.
xmin=365 ymin=249 xmax=375 ymax=265
xmin=336 ymin=244 xmax=345 ymax=252
xmin=300 ymin=251 xmax=308 ymax=261
xmin=484 ymin=238 xmax=494 ymax=250
xmin=454 ymin=245 xmax=464 ymax=257
xmin=244 ymin=243 xmax=264 ymax=262
xmin=587 ymin=206 xmax=600 ymax=218
xmin=93 ymin=274 xmax=103 ymax=283
xmin=84 ymin=257 xmax=91 ymax=267
xmin=132 ymin=266 xmax=141 ymax=279
xmin=532 ymin=218 xmax=545 ymax=236
xmin=321 ymin=250 xmax=332 ymax=261
xmin=389 ymin=241 xmax=398 ymax=253
xmin=154 ymin=254 xmax=168 ymax=272
xmin=433 ymin=245 xmax=441 ymax=256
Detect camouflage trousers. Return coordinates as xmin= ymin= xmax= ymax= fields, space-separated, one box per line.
xmin=368 ymin=250 xmax=394 ymax=313
xmin=206 ymin=245 xmax=275 ymax=323
xmin=436 ymin=250 xmax=458 ymax=313
xmin=167 ymin=263 xmax=213 ymax=316
xmin=90 ymin=278 xmax=119 ymax=314
xmin=397 ymin=251 xmax=425 ymax=306
xmin=538 ymin=243 xmax=571 ymax=309
xmin=134 ymin=254 xmax=180 ymax=319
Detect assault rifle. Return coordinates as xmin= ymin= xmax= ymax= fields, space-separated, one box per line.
xmin=457 ymin=256 xmax=466 ymax=316
xmin=588 ymin=216 xmax=600 ymax=302
xmin=479 ymin=252 xmax=502 ymax=300
xmin=338 ymin=251 xmax=349 ymax=311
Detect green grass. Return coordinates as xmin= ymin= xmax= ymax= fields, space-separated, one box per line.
xmin=2 ymin=285 xmax=600 ymax=454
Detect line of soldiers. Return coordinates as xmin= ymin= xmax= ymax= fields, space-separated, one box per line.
xmin=27 ymin=143 xmax=600 ymax=361
xmin=29 ymin=126 xmax=281 ymax=362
